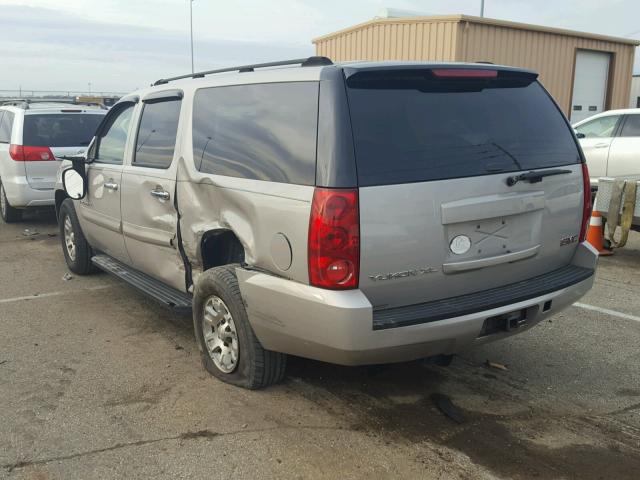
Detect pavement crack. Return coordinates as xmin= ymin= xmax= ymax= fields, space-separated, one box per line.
xmin=2 ymin=425 xmax=350 ymax=472
xmin=602 ymin=402 xmax=640 ymax=417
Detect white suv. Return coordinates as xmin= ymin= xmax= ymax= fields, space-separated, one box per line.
xmin=0 ymin=100 xmax=106 ymax=222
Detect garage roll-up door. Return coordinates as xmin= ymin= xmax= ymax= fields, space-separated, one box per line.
xmin=571 ymin=50 xmax=611 ymax=123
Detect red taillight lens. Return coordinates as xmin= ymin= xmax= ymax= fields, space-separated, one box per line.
xmin=579 ymin=163 xmax=592 ymax=242
xmin=308 ymin=188 xmax=359 ymax=289
xmin=9 ymin=145 xmax=55 ymax=162
xmin=431 ymin=68 xmax=498 ymax=78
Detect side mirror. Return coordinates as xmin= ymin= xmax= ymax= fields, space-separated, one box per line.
xmin=62 ymin=168 xmax=86 ymax=200
xmin=574 ymin=131 xmax=586 ymax=139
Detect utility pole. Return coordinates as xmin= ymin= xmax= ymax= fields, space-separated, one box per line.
xmin=480 ymin=0 xmax=485 ymax=17
xmin=190 ymin=0 xmax=195 ymax=74
xmin=88 ymin=82 xmax=92 ymax=94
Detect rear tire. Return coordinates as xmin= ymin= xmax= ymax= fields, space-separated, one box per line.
xmin=58 ymin=198 xmax=94 ymax=275
xmin=193 ymin=265 xmax=286 ymax=389
xmin=0 ymin=181 xmax=23 ymax=223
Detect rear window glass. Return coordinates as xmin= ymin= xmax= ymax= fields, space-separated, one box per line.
xmin=23 ymin=114 xmax=103 ymax=148
xmin=192 ymin=82 xmax=318 ymax=185
xmin=346 ymin=70 xmax=581 ymax=186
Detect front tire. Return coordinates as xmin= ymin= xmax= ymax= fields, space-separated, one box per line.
xmin=58 ymin=198 xmax=93 ymax=274
xmin=0 ymin=181 xmax=22 ymax=223
xmin=193 ymin=265 xmax=286 ymax=389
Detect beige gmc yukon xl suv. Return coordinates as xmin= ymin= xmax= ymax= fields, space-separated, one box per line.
xmin=55 ymin=57 xmax=598 ymax=389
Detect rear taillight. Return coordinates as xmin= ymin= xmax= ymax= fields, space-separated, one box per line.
xmin=308 ymin=188 xmax=360 ymax=290
xmin=579 ymin=163 xmax=592 ymax=242
xmin=431 ymin=68 xmax=498 ymax=78
xmin=9 ymin=145 xmax=55 ymax=162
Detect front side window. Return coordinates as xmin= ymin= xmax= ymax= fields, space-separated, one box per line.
xmin=95 ymin=104 xmax=134 ymax=164
xmin=192 ymin=82 xmax=318 ymax=185
xmin=0 ymin=111 xmax=14 ymax=144
xmin=133 ymin=99 xmax=182 ymax=169
xmin=620 ymin=115 xmax=640 ymax=138
xmin=575 ymin=115 xmax=620 ymax=138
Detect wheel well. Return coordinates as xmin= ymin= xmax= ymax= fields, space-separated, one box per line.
xmin=201 ymin=230 xmax=245 ymax=270
xmin=55 ymin=190 xmax=69 ymax=220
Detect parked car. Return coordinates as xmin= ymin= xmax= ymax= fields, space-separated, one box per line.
xmin=0 ymin=100 xmax=106 ymax=222
xmin=55 ymin=58 xmax=597 ymax=389
xmin=573 ymin=108 xmax=640 ymax=187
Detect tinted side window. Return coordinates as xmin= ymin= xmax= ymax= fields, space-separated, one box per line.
xmin=575 ymin=115 xmax=620 ymax=138
xmin=134 ymin=99 xmax=182 ymax=169
xmin=0 ymin=111 xmax=5 ymax=143
xmin=193 ymin=82 xmax=318 ymax=185
xmin=620 ymin=115 xmax=640 ymax=137
xmin=0 ymin=111 xmax=14 ymax=144
xmin=95 ymin=104 xmax=134 ymax=165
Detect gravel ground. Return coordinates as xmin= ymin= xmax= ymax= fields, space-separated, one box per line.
xmin=1 ymin=210 xmax=639 ymax=480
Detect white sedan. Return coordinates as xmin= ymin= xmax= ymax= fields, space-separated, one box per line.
xmin=573 ymin=108 xmax=640 ymax=186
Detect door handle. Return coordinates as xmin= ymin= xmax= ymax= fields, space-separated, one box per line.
xmin=104 ymin=181 xmax=119 ymax=191
xmin=150 ymin=188 xmax=170 ymax=201
xmin=594 ymin=143 xmax=609 ymax=148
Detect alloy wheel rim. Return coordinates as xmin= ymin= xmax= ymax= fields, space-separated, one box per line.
xmin=202 ymin=295 xmax=239 ymax=373
xmin=63 ymin=215 xmax=76 ymax=261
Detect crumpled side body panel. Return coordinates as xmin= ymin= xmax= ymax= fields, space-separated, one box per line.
xmin=175 ymin=158 xmax=314 ymax=288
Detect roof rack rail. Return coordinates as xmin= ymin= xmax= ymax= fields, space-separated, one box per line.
xmin=0 ymin=98 xmax=108 ymax=110
xmin=153 ymin=56 xmax=333 ymax=86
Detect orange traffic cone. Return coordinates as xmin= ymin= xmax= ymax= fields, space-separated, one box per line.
xmin=586 ymin=211 xmax=613 ymax=256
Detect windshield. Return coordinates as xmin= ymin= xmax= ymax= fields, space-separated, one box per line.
xmin=346 ymin=69 xmax=581 ymax=186
xmin=23 ymin=113 xmax=104 ymax=148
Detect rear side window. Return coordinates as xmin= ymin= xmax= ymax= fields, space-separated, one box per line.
xmin=134 ymin=99 xmax=182 ymax=169
xmin=0 ymin=111 xmax=14 ymax=143
xmin=346 ymin=70 xmax=581 ymax=186
xmin=620 ymin=115 xmax=640 ymax=137
xmin=192 ymin=82 xmax=318 ymax=185
xmin=23 ymin=114 xmax=103 ymax=147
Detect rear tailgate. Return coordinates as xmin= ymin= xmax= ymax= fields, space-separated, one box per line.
xmin=345 ymin=66 xmax=587 ymax=310
xmin=22 ymin=111 xmax=103 ymax=189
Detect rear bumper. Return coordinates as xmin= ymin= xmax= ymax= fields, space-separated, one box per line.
xmin=237 ymin=242 xmax=598 ymax=366
xmin=1 ymin=176 xmax=54 ymax=208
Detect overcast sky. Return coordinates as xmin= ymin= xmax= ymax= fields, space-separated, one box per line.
xmin=0 ymin=0 xmax=638 ymax=94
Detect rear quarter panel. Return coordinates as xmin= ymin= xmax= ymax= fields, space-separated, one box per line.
xmin=175 ymin=158 xmax=313 ymax=286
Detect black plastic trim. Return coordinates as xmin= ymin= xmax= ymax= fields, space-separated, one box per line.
xmin=142 ymin=89 xmax=184 ymax=103
xmin=154 ymin=56 xmax=332 ymax=86
xmin=316 ymin=66 xmax=358 ymax=188
xmin=91 ymin=254 xmax=192 ymax=314
xmin=372 ymin=265 xmax=594 ymax=330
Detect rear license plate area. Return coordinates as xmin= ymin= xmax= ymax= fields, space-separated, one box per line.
xmin=479 ymin=309 xmax=527 ymax=337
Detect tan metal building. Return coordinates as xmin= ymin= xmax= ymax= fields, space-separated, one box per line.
xmin=313 ymin=15 xmax=639 ymax=122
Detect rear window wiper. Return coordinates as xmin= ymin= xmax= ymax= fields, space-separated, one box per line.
xmin=506 ymin=169 xmax=572 ymax=186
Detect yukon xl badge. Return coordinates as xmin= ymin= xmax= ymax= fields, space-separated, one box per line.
xmin=560 ymin=234 xmax=579 ymax=247
xmin=369 ymin=267 xmax=438 ymax=281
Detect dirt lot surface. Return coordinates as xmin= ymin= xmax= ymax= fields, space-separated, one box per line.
xmin=1 ymin=211 xmax=639 ymax=479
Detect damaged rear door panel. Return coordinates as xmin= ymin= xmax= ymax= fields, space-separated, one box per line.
xmin=121 ymin=91 xmax=186 ymax=291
